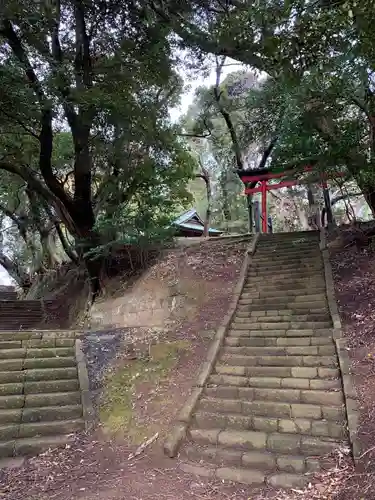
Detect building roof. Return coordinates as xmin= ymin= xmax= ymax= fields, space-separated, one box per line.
xmin=173 ymin=209 xmax=223 ymax=235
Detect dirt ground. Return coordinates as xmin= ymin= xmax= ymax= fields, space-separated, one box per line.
xmin=3 ymin=237 xmax=375 ymax=500
xmin=0 ymin=239 xmax=260 ymax=500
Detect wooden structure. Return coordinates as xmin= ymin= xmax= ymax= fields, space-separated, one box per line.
xmin=238 ymin=166 xmax=344 ymax=233
xmin=172 ymin=209 xmax=223 ymax=237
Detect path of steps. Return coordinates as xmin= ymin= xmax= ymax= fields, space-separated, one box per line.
xmin=178 ymin=231 xmax=348 ymax=489
xmin=0 ymin=330 xmax=85 ymax=460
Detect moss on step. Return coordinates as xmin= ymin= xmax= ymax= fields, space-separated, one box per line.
xmin=99 ymin=340 xmax=191 ymax=443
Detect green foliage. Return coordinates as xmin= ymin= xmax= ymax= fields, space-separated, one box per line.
xmin=0 ymin=2 xmax=197 ymax=285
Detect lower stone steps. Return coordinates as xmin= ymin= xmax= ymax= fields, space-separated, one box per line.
xmin=183 ymin=442 xmax=332 ymax=474
xmin=0 ymin=330 xmax=84 ymax=459
xmin=193 ymin=412 xmax=346 ymax=439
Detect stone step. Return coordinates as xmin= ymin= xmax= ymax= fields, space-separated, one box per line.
xmin=245 ymin=276 xmax=326 ymax=286
xmin=26 ymin=347 xmax=75 ymax=358
xmin=24 ymin=379 xmax=79 ymax=394
xmin=0 ymin=330 xmax=76 ymax=341
xmin=189 ymin=428 xmax=340 ymax=457
xmin=240 ymin=292 xmax=326 ymax=304
xmin=204 ymin=383 xmax=344 ymax=406
xmin=211 ymin=366 xmax=339 ymax=379
xmin=228 ymin=328 xmax=332 ymax=338
xmin=18 ymin=419 xmax=85 ymax=438
xmin=252 ymin=254 xmax=322 ymax=264
xmin=240 ymin=290 xmax=326 ymax=300
xmin=221 ymin=344 xmax=336 ymax=356
xmin=238 ymin=299 xmax=328 ymax=309
xmin=224 ymin=337 xmax=333 ymax=347
xmin=235 ymin=312 xmax=331 ymax=321
xmin=0 ymin=409 xmax=23 ymax=424
xmin=193 ymin=411 xmax=347 ymax=439
xmin=0 ymin=341 xmax=24 ymax=349
xmin=0 ymin=383 xmax=24 ymax=396
xmin=242 ymin=289 xmax=327 ymax=298
xmin=0 ymin=365 xmax=79 ymax=382
xmin=23 ymin=357 xmax=77 ymax=369
xmin=255 ymin=250 xmax=320 ymax=260
xmin=250 ymin=262 xmax=323 ymax=272
xmin=196 ymin=398 xmax=345 ymax=421
xmin=233 ymin=317 xmax=331 ymax=327
xmin=0 ymin=396 xmax=24 ymax=409
xmin=242 ymin=284 xmax=326 ymax=293
xmin=258 ymin=236 xmax=318 ymax=243
xmin=219 ymin=352 xmax=338 ymax=368
xmin=23 ymin=367 xmax=78 ymax=381
xmin=254 ymin=250 xmax=319 ymax=260
xmin=21 ymin=404 xmax=83 ymax=423
xmin=24 ymin=391 xmax=81 ymax=408
xmin=182 ymin=443 xmax=330 ymax=476
xmin=254 ymin=249 xmax=321 ymax=261
xmin=179 ymin=459 xmax=310 ymax=488
xmin=211 ymin=372 xmax=341 ymax=390
xmin=0 ymin=434 xmax=77 ymax=458
xmin=258 ymin=237 xmax=319 ymax=246
xmin=0 ymin=349 xmax=26 ymax=360
xmin=231 ymin=321 xmax=332 ymax=330
xmin=246 ymin=267 xmax=322 ymax=284
xmin=236 ymin=303 xmax=329 ymax=313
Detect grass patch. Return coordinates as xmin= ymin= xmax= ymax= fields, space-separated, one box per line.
xmin=99 ymin=340 xmax=190 ymax=443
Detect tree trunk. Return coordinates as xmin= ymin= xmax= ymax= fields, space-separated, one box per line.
xmin=246 ymin=194 xmax=253 ymax=233
xmin=362 ymin=188 xmax=375 ymax=217
xmin=0 ymin=254 xmax=31 ymax=290
xmin=76 ymin=231 xmax=103 ymax=303
xmin=322 ymin=187 xmax=334 ymax=226
xmin=196 ymin=163 xmax=212 ymax=237
xmin=220 ymin=172 xmax=231 ymax=224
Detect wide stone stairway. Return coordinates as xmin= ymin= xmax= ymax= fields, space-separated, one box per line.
xmin=0 ymin=289 xmax=85 ymax=462
xmin=178 ymin=231 xmax=348 ymax=488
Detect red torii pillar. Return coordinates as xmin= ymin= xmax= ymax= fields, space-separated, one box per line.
xmin=241 ymin=167 xmax=344 ymax=233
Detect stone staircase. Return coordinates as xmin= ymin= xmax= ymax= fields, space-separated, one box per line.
xmin=178 ymin=231 xmax=348 ymax=488
xmin=0 ymin=329 xmax=85 ymax=461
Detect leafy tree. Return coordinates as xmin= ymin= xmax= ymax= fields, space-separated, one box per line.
xmin=0 ymin=2 xmax=195 ymax=292
xmin=152 ymin=0 xmax=375 ymax=213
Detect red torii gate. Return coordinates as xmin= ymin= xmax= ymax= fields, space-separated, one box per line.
xmin=238 ymin=166 xmax=344 ymax=233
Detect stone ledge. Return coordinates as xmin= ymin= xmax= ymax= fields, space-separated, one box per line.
xmin=320 ymin=230 xmax=361 ymax=464
xmin=335 ymin=338 xmax=362 ymax=463
xmin=163 ymin=234 xmax=260 ymax=458
xmin=75 ymin=339 xmax=94 ymax=431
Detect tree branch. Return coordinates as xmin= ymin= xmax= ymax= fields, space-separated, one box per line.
xmin=0 ymin=160 xmax=77 ymax=234
xmin=213 ymin=56 xmax=244 ymax=170
xmin=149 ymin=1 xmax=270 ymax=74
xmin=258 ymin=136 xmax=278 ymax=170
xmin=0 ymin=20 xmax=46 ymax=104
xmin=0 ymin=109 xmax=39 ymax=140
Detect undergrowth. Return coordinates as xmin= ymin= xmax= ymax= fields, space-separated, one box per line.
xmin=99 ymin=340 xmax=191 ymax=443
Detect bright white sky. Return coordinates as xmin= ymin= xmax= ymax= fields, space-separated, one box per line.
xmin=0 ymin=268 xmax=11 ymax=285
xmin=169 ymin=61 xmax=244 ymax=122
